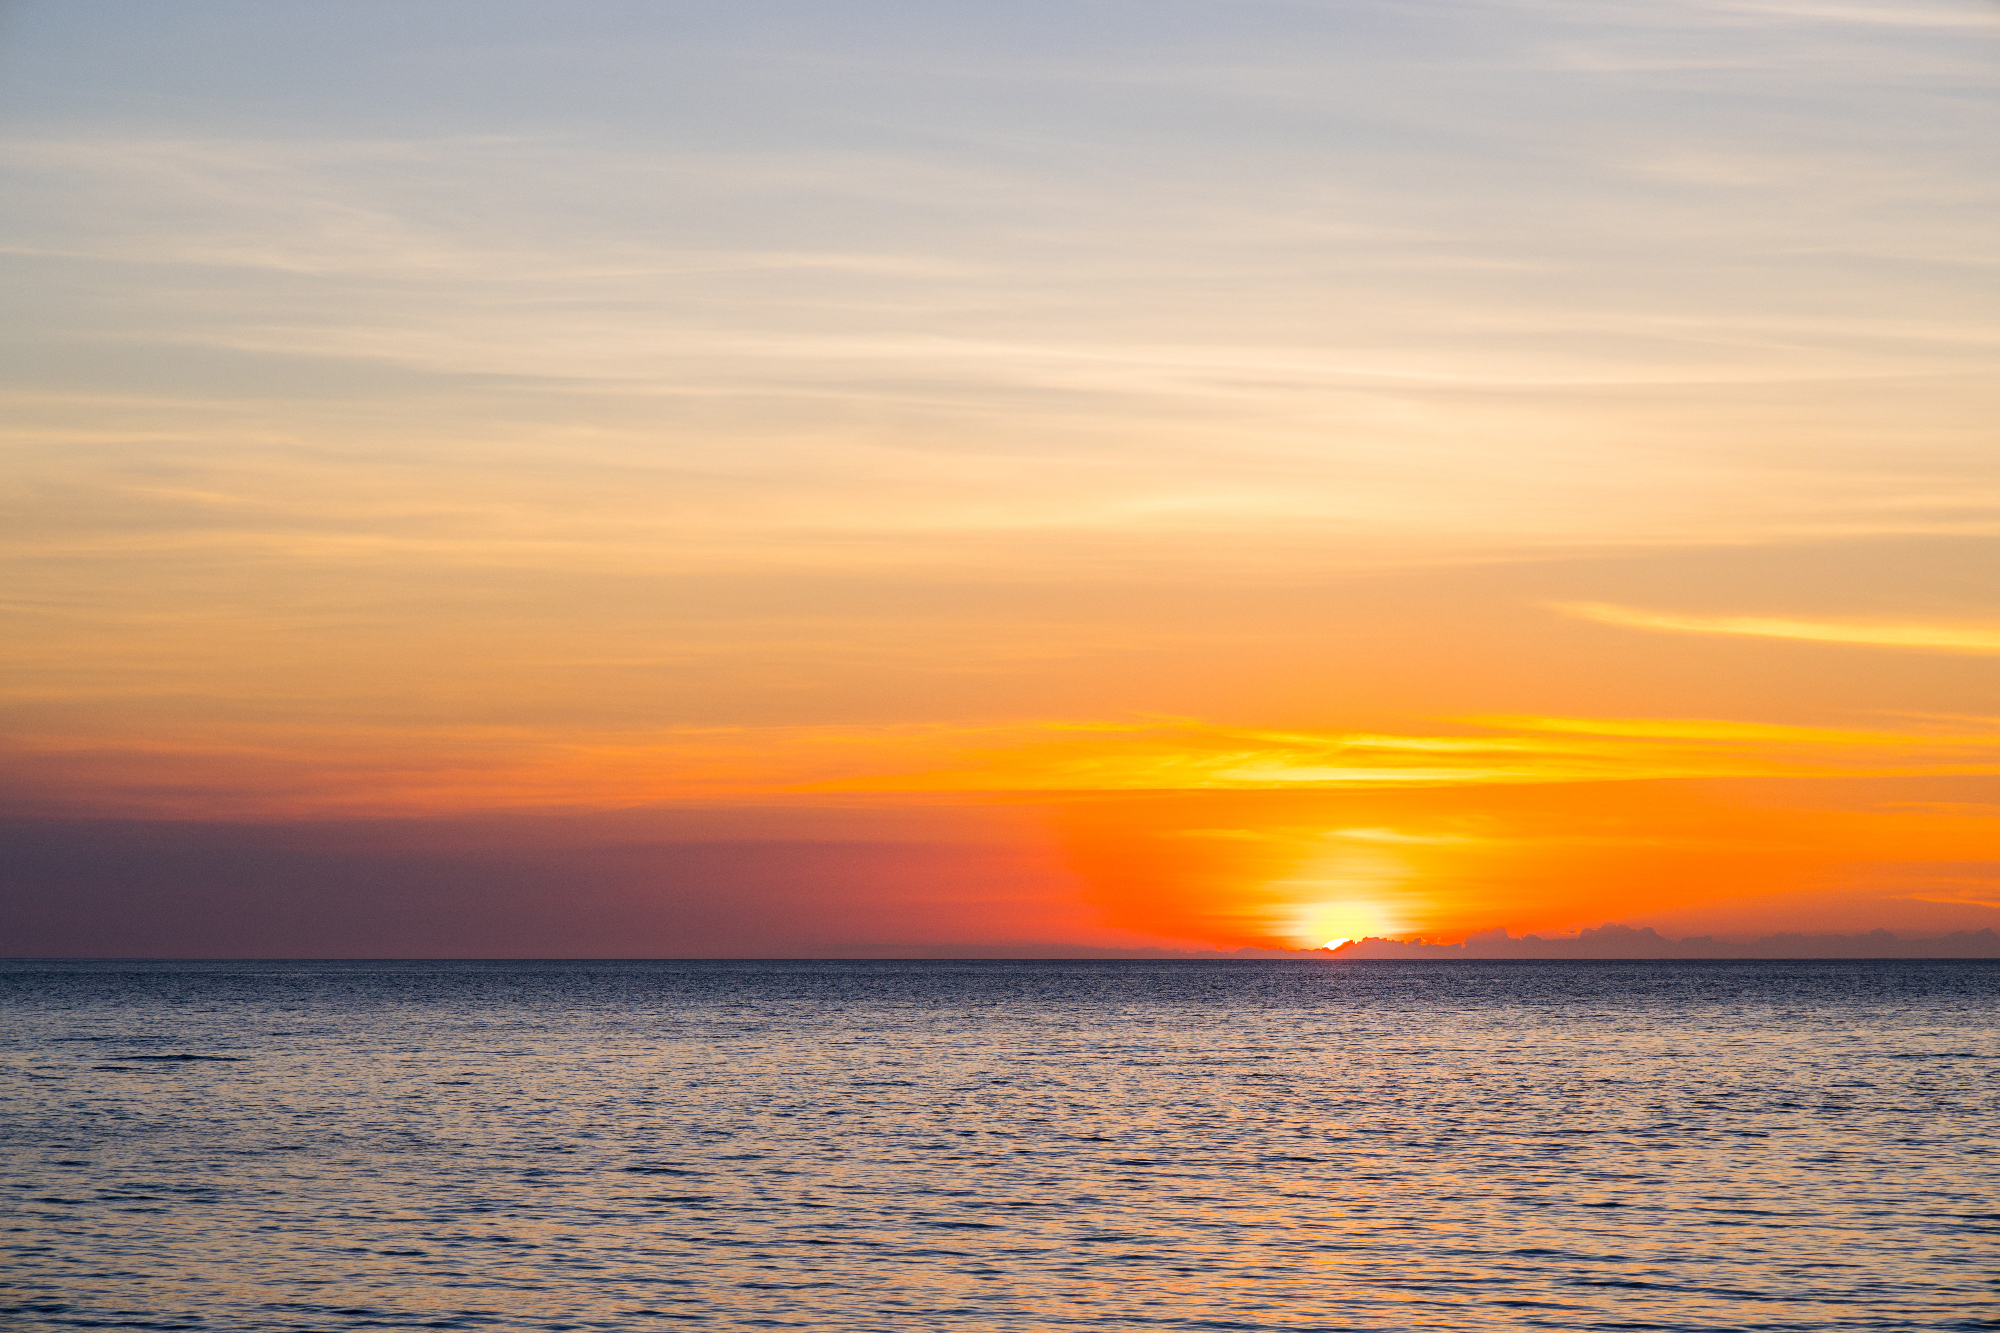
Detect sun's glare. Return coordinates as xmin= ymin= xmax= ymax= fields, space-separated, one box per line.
xmin=1276 ymin=844 xmax=1410 ymax=947
xmin=1291 ymin=900 xmax=1400 ymax=951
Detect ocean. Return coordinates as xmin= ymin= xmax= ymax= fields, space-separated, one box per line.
xmin=2 ymin=959 xmax=1995 ymax=1331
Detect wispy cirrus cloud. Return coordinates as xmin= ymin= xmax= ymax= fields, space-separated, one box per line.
xmin=1554 ymin=601 xmax=2000 ymax=653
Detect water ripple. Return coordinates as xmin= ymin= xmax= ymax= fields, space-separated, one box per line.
xmin=1 ymin=959 xmax=1995 ymax=1331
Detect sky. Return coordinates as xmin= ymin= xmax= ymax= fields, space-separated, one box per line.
xmin=4 ymin=0 xmax=1999 ymax=956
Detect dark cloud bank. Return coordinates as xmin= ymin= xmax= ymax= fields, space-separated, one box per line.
xmin=933 ymin=927 xmax=2000 ymax=960
xmin=1326 ymin=924 xmax=2000 ymax=960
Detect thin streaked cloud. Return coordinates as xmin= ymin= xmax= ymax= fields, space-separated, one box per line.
xmin=1554 ymin=602 xmax=2000 ymax=653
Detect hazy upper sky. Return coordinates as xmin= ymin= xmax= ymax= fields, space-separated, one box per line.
xmin=4 ymin=0 xmax=1998 ymax=955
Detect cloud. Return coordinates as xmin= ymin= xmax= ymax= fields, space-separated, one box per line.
xmin=13 ymin=710 xmax=1995 ymax=819
xmin=819 ymin=715 xmax=2000 ymax=797
xmin=1332 ymin=923 xmax=2000 ymax=959
xmin=1554 ymin=601 xmax=2000 ymax=653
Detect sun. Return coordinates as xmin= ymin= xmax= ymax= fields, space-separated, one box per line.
xmin=1273 ymin=843 xmax=1410 ymax=948
xmin=1291 ymin=900 xmax=1400 ymax=951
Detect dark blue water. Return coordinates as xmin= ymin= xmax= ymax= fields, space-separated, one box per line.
xmin=2 ymin=960 xmax=1995 ymax=1331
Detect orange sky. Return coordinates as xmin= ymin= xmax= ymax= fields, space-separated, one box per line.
xmin=4 ymin=1 xmax=1999 ymax=955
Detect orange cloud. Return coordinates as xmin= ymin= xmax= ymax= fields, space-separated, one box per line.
xmin=10 ymin=712 xmax=2000 ymax=819
xmin=818 ymin=715 xmax=2000 ymax=794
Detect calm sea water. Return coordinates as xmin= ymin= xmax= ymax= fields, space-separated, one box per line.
xmin=2 ymin=960 xmax=1995 ymax=1332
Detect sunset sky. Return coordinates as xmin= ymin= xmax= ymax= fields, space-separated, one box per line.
xmin=5 ymin=0 xmax=1999 ymax=955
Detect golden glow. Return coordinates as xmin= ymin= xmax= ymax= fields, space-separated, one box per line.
xmin=1049 ymin=782 xmax=2000 ymax=950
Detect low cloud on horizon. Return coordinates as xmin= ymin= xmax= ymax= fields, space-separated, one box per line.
xmin=5 ymin=813 xmax=1996 ymax=961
